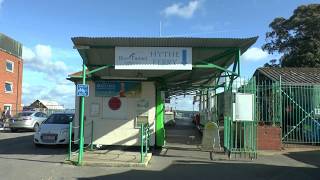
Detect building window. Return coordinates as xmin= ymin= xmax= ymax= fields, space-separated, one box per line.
xmin=3 ymin=104 xmax=12 ymax=117
xmin=6 ymin=60 xmax=14 ymax=73
xmin=5 ymin=82 xmax=13 ymax=93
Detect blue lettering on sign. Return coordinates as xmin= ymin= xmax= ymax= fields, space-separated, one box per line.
xmin=182 ymin=49 xmax=187 ymax=65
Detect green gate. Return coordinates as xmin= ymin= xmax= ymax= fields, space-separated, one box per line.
xmin=280 ymin=84 xmax=320 ymax=144
xmin=256 ymin=80 xmax=320 ymax=144
xmin=223 ymin=78 xmax=257 ymax=159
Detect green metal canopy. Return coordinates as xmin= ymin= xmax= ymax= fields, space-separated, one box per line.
xmin=71 ymin=36 xmax=258 ymax=94
xmin=70 ymin=36 xmax=258 ymax=165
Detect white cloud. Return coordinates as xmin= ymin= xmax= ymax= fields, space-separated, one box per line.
xmin=22 ymin=46 xmax=35 ymax=60
xmin=162 ymin=0 xmax=202 ymax=19
xmin=22 ymin=79 xmax=76 ymax=109
xmin=22 ymin=82 xmax=31 ymax=95
xmin=22 ymin=44 xmax=79 ymax=109
xmin=42 ymin=82 xmax=75 ymax=108
xmin=241 ymin=47 xmax=269 ymax=62
xmin=22 ymin=44 xmax=68 ymax=77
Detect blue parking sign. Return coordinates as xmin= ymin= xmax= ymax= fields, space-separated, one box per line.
xmin=77 ymin=84 xmax=89 ymax=97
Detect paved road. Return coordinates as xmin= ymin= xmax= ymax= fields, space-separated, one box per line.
xmin=0 ymin=121 xmax=320 ymax=180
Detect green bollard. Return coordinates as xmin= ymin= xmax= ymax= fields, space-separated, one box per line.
xmin=68 ymin=121 xmax=72 ymax=161
xmin=140 ymin=123 xmax=144 ymax=163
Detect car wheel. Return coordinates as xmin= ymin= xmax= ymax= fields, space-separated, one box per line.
xmin=33 ymin=123 xmax=39 ymax=132
xmin=11 ymin=128 xmax=18 ymax=132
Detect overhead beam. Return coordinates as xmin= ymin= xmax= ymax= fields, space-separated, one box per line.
xmin=159 ymin=48 xmax=237 ymax=81
xmin=87 ymin=65 xmax=113 ymax=75
xmin=193 ymin=63 xmax=238 ymax=76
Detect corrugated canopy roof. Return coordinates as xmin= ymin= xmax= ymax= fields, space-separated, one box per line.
xmin=255 ymin=67 xmax=320 ymax=84
xmin=71 ymin=36 xmax=258 ymax=94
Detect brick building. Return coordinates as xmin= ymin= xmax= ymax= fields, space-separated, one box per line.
xmin=0 ymin=33 xmax=23 ymax=115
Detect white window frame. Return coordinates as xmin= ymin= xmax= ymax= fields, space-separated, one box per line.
xmin=4 ymin=81 xmax=13 ymax=93
xmin=6 ymin=60 xmax=14 ymax=73
xmin=3 ymin=104 xmax=12 ymax=115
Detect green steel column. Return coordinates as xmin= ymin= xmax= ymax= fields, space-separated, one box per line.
xmin=237 ymin=48 xmax=241 ymax=76
xmin=279 ymin=76 xmax=282 ymax=128
xmin=77 ymin=63 xmax=86 ymax=165
xmin=140 ymin=123 xmax=144 ymax=163
xmin=155 ymin=89 xmax=165 ymax=147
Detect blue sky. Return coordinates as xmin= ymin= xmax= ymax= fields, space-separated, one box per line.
xmin=0 ymin=0 xmax=318 ymax=110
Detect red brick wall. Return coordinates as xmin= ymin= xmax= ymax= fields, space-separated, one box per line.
xmin=0 ymin=49 xmax=23 ymax=114
xmin=257 ymin=125 xmax=282 ymax=150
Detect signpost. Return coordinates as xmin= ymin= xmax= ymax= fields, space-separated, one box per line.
xmin=77 ymin=84 xmax=89 ymax=97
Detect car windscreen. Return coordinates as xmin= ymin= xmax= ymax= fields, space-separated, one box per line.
xmin=43 ymin=114 xmax=74 ymax=124
xmin=15 ymin=112 xmax=33 ymax=117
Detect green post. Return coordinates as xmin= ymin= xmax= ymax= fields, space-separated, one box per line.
xmin=279 ymin=76 xmax=282 ymax=128
xmin=77 ymin=63 xmax=86 ymax=166
xmin=90 ymin=120 xmax=94 ymax=150
xmin=68 ymin=121 xmax=72 ymax=161
xmin=155 ymin=89 xmax=165 ymax=147
xmin=140 ymin=123 xmax=144 ymax=163
xmin=145 ymin=125 xmax=148 ymax=155
xmin=237 ymin=48 xmax=241 ymax=76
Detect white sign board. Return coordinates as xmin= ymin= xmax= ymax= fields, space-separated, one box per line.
xmin=76 ymin=84 xmax=89 ymax=97
xmin=315 ymin=108 xmax=320 ymax=118
xmin=115 ymin=47 xmax=192 ymax=70
xmin=234 ymin=93 xmax=254 ymax=121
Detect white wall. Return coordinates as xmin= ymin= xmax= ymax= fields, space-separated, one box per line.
xmin=74 ymin=81 xmax=156 ymax=146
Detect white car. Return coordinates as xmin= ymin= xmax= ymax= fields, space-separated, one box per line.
xmin=34 ymin=113 xmax=74 ymax=145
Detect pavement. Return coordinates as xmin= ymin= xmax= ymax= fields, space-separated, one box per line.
xmin=69 ymin=150 xmax=152 ymax=167
xmin=0 ymin=119 xmax=319 ymax=180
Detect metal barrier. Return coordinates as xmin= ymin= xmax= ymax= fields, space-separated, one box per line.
xmin=256 ymin=81 xmax=320 ymax=144
xmin=256 ymin=81 xmax=282 ymax=126
xmin=46 ymin=109 xmax=75 ymax=116
xmin=140 ymin=123 xmax=151 ymax=163
xmin=223 ymin=78 xmax=257 ymax=159
xmin=68 ymin=120 xmax=94 ymax=162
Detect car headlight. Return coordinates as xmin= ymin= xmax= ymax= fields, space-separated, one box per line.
xmin=60 ymin=129 xmax=68 ymax=136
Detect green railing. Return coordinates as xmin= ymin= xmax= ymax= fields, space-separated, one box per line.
xmin=46 ymin=109 xmax=75 ymax=116
xmin=67 ymin=120 xmax=94 ymax=163
xmin=140 ymin=123 xmax=151 ymax=163
xmin=223 ymin=77 xmax=257 ymax=159
xmin=256 ymin=81 xmax=282 ymax=126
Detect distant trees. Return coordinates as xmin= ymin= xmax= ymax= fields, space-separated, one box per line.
xmin=263 ymin=59 xmax=280 ymax=67
xmin=262 ymin=4 xmax=320 ymax=67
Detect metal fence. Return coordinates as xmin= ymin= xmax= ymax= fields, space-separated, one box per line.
xmin=256 ymin=81 xmax=282 ymax=126
xmin=256 ymin=80 xmax=320 ymax=144
xmin=46 ymin=109 xmax=75 ymax=116
xmin=223 ymin=78 xmax=257 ymax=159
xmin=68 ymin=120 xmax=94 ymax=165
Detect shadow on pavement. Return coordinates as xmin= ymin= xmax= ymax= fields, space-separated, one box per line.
xmin=0 ymin=133 xmax=67 ymax=156
xmin=78 ymin=160 xmax=320 ymax=180
xmin=285 ymin=150 xmax=320 ymax=168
